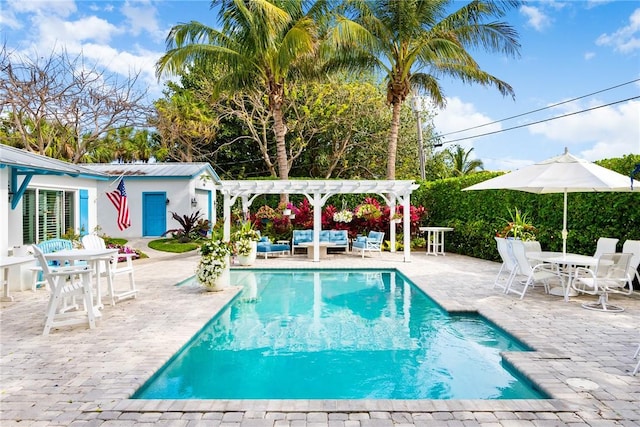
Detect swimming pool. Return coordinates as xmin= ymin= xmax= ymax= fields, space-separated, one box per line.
xmin=133 ymin=269 xmax=545 ymax=400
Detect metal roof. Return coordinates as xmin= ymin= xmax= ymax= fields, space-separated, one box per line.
xmin=82 ymin=162 xmax=221 ymax=182
xmin=0 ymin=144 xmax=108 ymax=178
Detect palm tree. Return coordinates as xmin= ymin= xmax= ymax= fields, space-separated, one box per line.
xmin=332 ymin=0 xmax=521 ymax=179
xmin=156 ymin=0 xmax=330 ymax=187
xmin=446 ymin=145 xmax=484 ymax=176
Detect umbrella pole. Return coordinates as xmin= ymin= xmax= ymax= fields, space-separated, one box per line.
xmin=562 ymin=191 xmax=568 ymax=255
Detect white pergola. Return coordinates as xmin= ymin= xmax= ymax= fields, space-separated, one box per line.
xmin=215 ymin=180 xmax=420 ymax=262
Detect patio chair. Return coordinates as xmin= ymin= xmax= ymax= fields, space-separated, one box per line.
xmin=30 ymin=238 xmax=75 ymax=291
xmin=571 ymin=252 xmax=631 ymax=312
xmin=32 ymin=245 xmax=99 ymax=335
xmin=506 ymin=239 xmax=559 ymax=299
xmin=494 ymin=237 xmax=518 ymax=292
xmin=352 ymin=231 xmax=385 ymax=258
xmin=622 ymin=239 xmax=640 ymax=291
xmin=593 ymin=237 xmax=619 ymax=259
xmin=81 ymin=234 xmax=137 ymax=305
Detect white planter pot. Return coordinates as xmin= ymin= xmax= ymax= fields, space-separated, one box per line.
xmin=237 ymin=241 xmax=257 ymax=266
xmin=199 ymin=256 xmax=231 ymax=291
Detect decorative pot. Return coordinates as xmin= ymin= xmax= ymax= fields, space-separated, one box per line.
xmin=198 ymin=256 xmax=231 ymax=291
xmin=237 ymin=241 xmax=258 ymax=266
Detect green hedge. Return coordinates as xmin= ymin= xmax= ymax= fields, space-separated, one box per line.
xmin=414 ymin=154 xmax=640 ymax=261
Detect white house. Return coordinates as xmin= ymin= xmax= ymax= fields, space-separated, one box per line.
xmin=82 ymin=163 xmax=220 ymax=238
xmin=1 ymin=144 xmax=108 ymax=256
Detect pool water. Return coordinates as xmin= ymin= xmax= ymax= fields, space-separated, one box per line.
xmin=133 ymin=269 xmax=545 ymax=400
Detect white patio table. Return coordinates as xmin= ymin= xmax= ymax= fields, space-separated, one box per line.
xmin=1 ymin=256 xmax=36 ymax=302
xmin=43 ymin=248 xmax=118 ymax=308
xmin=419 ymin=226 xmax=454 ymax=256
xmin=527 ymin=251 xmax=606 ymax=302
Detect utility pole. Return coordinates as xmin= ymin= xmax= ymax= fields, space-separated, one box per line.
xmin=411 ymin=96 xmax=427 ymax=180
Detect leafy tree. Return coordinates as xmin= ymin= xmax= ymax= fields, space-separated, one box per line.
xmin=156 ymin=0 xmax=332 ymax=197
xmin=446 ymin=145 xmax=484 ymax=176
xmin=0 ymin=46 xmax=152 ymax=162
xmin=332 ymin=0 xmax=521 ymax=179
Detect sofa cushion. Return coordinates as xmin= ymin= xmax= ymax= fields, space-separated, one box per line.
xmin=293 ymin=230 xmax=312 ymax=244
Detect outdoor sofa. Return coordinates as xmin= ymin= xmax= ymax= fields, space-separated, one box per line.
xmin=256 ymin=236 xmax=290 ymax=259
xmin=291 ymin=229 xmax=349 ymax=254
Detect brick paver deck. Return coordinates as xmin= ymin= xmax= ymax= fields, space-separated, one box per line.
xmin=1 ymin=241 xmax=639 ymax=426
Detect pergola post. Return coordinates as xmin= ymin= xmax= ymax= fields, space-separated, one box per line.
xmin=223 ymin=192 xmax=232 ymax=242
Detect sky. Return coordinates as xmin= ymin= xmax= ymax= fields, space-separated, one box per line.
xmin=1 ymin=0 xmax=639 ymax=172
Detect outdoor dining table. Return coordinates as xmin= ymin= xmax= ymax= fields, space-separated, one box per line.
xmin=1 ymin=256 xmax=36 ymax=302
xmin=43 ymin=248 xmax=118 ymax=309
xmin=527 ymin=251 xmax=606 ymax=302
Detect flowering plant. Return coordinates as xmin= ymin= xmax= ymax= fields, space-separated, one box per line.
xmin=196 ymin=238 xmax=233 ymax=288
xmin=235 ymin=238 xmax=253 ymax=256
xmin=333 ymin=210 xmax=353 ymax=223
xmin=255 ymin=205 xmax=276 ymax=220
xmin=355 ymin=202 xmax=381 ymax=220
xmin=106 ymin=243 xmax=141 ymax=263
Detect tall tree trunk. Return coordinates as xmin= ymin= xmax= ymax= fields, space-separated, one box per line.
xmin=386 ymin=100 xmax=402 ymax=180
xmin=272 ymin=101 xmax=289 ymax=204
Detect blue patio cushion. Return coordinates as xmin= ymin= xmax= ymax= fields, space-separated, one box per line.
xmin=329 ymin=230 xmax=348 ymax=245
xmin=368 ymin=231 xmax=385 ymax=242
xmin=319 ymin=230 xmax=331 ymax=241
xmin=293 ymin=230 xmax=313 ymax=244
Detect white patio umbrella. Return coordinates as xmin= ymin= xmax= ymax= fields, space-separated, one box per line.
xmin=463 ymin=148 xmax=640 ymax=254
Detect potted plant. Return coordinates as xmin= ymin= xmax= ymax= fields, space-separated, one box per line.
xmin=255 ymin=205 xmax=276 ymax=225
xmin=497 ymin=208 xmax=537 ymax=241
xmin=196 ymin=236 xmax=233 ymax=291
xmin=232 ymin=221 xmax=260 ymax=266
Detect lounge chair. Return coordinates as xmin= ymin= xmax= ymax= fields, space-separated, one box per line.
xmin=352 ymin=231 xmax=384 ymax=258
xmin=256 ymin=237 xmax=290 ymax=259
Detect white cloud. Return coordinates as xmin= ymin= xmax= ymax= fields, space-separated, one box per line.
xmin=434 ymin=97 xmax=502 ymax=142
xmin=584 ymin=51 xmax=595 ymax=60
xmin=519 ymin=5 xmax=552 ymax=31
xmin=6 ymin=0 xmax=77 ymax=16
xmin=121 ymin=1 xmax=161 ymax=38
xmin=33 ymin=15 xmax=121 ymax=50
xmin=528 ymin=99 xmax=640 ymax=161
xmin=596 ymin=8 xmax=640 ymax=53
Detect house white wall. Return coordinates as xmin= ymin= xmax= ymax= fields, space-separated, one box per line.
xmin=1 ymin=168 xmax=10 ymax=255
xmin=94 ymin=172 xmax=216 ymax=238
xmin=3 ymin=174 xmax=100 ymax=252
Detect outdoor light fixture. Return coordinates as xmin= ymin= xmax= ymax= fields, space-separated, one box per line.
xmin=191 ymin=197 xmax=198 ymax=207
xmin=411 ymin=95 xmax=427 ymax=180
xmin=166 ymin=198 xmax=170 ymax=205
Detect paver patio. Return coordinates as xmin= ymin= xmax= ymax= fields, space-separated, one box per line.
xmin=1 ymin=241 xmax=639 ymax=426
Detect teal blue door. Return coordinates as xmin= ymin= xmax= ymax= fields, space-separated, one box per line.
xmin=79 ymin=189 xmax=89 ymax=235
xmin=143 ymin=192 xmax=167 ymax=236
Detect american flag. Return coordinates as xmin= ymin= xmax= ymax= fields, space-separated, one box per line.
xmin=106 ymin=179 xmax=131 ymax=230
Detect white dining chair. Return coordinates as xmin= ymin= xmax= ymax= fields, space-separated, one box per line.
xmin=494 ymin=237 xmax=517 ymax=292
xmin=81 ymin=234 xmax=137 ymax=306
xmin=622 ymin=239 xmax=640 ymax=292
xmin=32 ymin=245 xmax=100 ymax=335
xmin=571 ymin=252 xmax=631 ymax=312
xmin=506 ymin=239 xmax=559 ymax=299
xmin=593 ymin=237 xmax=619 ymax=259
